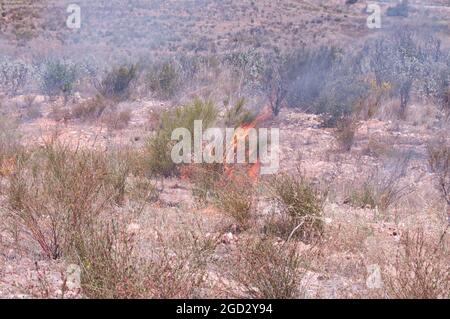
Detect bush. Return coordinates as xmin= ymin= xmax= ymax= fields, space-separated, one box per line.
xmin=71 ymin=95 xmax=109 ymax=122
xmin=364 ymin=31 xmax=423 ymax=118
xmin=146 ymin=61 xmax=181 ymax=100
xmin=213 ymin=174 xmax=255 ymax=229
xmin=0 ymin=59 xmax=31 ymax=96
xmin=313 ymin=58 xmax=369 ymax=127
xmin=440 ymin=87 xmax=450 ymax=118
xmin=384 ymin=229 xmax=449 ymax=299
xmin=145 ymin=99 xmax=218 ymax=176
xmin=0 ymin=117 xmax=22 ymax=179
xmin=334 ymin=117 xmax=359 ymax=151
xmin=345 ymin=156 xmax=411 ymax=211
xmin=267 ymin=173 xmax=325 ymax=240
xmin=144 ymin=232 xmax=217 ymax=299
xmin=72 ymin=219 xmax=140 ymax=299
xmin=233 ymin=239 xmax=304 ymax=298
xmin=224 ymin=98 xmax=255 ymax=128
xmin=76 ymin=223 xmax=216 ymax=298
xmin=427 ymin=142 xmax=450 ymax=206
xmin=285 ymin=46 xmax=339 ymax=109
xmin=96 ymin=65 xmax=137 ymax=100
xmin=6 ymin=142 xmax=124 ymax=259
xmin=40 ymin=60 xmax=77 ymax=99
xmin=102 ymin=109 xmax=131 ymax=130
xmin=189 ymin=163 xmax=224 ymax=203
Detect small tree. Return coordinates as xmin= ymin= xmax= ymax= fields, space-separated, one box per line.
xmin=366 ymin=31 xmax=423 ymax=118
xmin=40 ymin=60 xmax=77 ymax=101
xmin=262 ymin=63 xmax=287 ymax=116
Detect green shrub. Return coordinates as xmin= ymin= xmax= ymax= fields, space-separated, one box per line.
xmin=145 ymin=99 xmax=218 ymax=176
xmin=146 ymin=61 xmax=181 ymax=100
xmin=40 ymin=60 xmax=77 ymax=99
xmin=224 ymin=98 xmax=255 ymax=128
xmin=96 ymin=65 xmax=137 ymax=100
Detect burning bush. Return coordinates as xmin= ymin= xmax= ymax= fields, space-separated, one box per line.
xmin=224 ymin=98 xmax=255 ymax=128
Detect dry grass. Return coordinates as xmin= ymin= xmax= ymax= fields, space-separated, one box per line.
xmin=266 ymin=172 xmax=325 ymax=241
xmin=6 ymin=141 xmax=124 ymax=259
xmin=383 ymin=228 xmax=449 ymax=299
xmin=345 ymin=156 xmax=412 ymax=211
xmin=71 ymin=95 xmax=110 ymax=122
xmin=103 ymin=109 xmax=131 ymax=130
xmin=213 ymin=173 xmax=256 ymax=229
xmin=428 ymin=142 xmax=450 ymax=206
xmin=334 ymin=117 xmax=359 ymax=152
xmin=76 ymin=222 xmax=217 ymax=299
xmin=232 ymin=238 xmax=305 ymax=299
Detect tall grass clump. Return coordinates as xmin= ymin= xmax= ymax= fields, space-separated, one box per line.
xmin=6 ymin=141 xmax=126 ymax=259
xmin=266 ymin=173 xmax=325 ymax=241
xmin=232 ymin=238 xmax=304 ymax=298
xmin=213 ymin=174 xmax=255 ymax=229
xmin=383 ymin=229 xmax=449 ymax=299
xmin=345 ymin=156 xmax=411 ymax=211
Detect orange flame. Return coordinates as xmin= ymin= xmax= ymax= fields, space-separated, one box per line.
xmin=225 ymin=106 xmax=272 ymax=182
